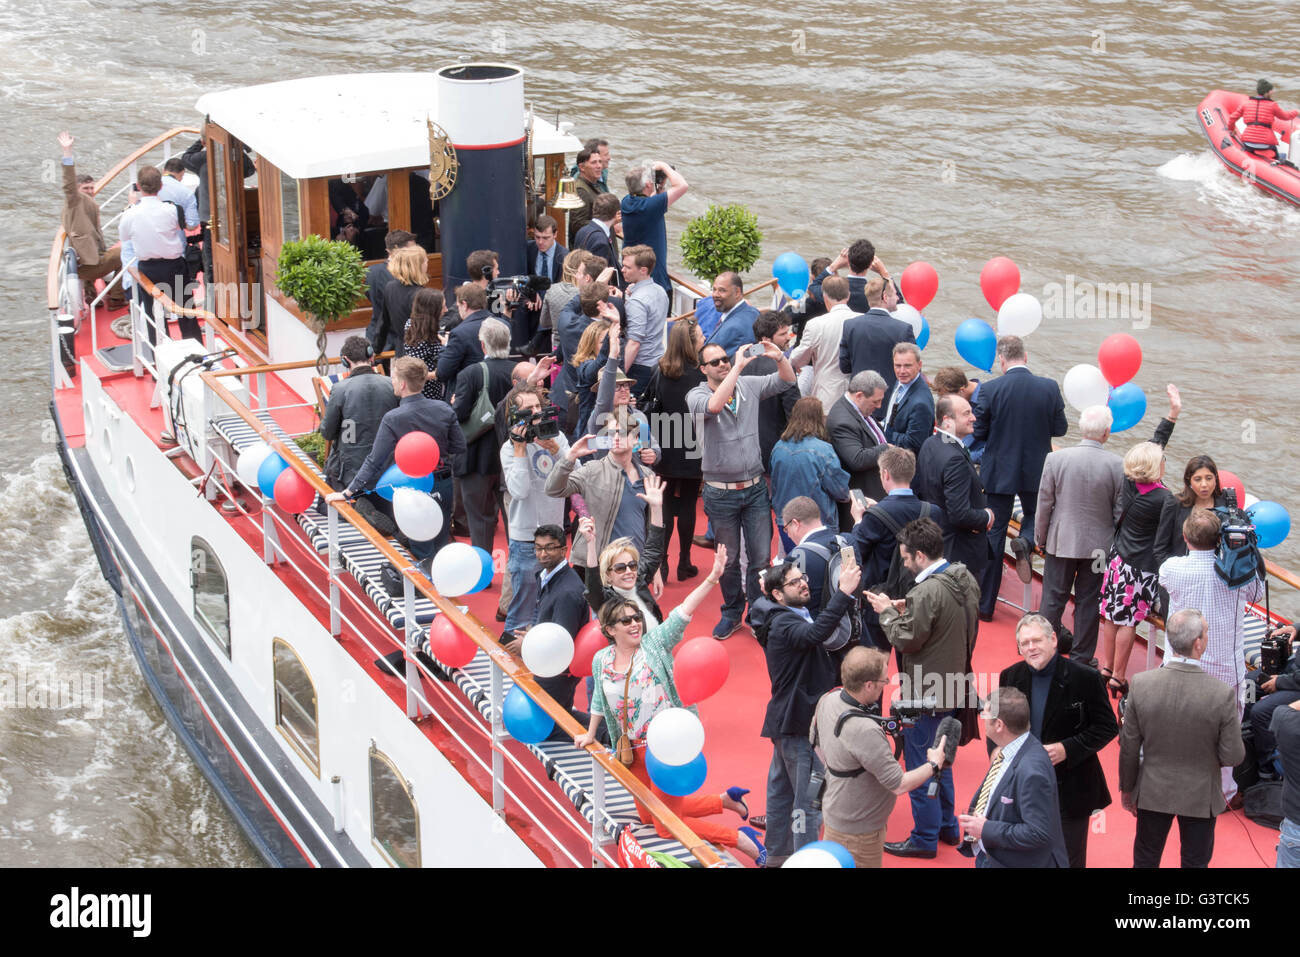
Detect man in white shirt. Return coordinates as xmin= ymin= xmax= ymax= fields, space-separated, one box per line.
xmin=160 ymin=158 xmax=200 ymax=229
xmin=118 ymin=165 xmax=194 ymax=357
xmin=790 ymin=275 xmax=858 ymax=410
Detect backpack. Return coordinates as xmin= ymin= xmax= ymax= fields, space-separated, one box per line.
xmin=461 ymin=361 xmax=497 ymax=443
xmin=789 ymin=533 xmax=861 ymax=652
xmin=866 ymin=502 xmax=933 ymax=599
xmin=1213 ymin=499 xmax=1265 ymax=589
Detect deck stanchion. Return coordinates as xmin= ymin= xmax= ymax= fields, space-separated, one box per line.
xmin=490 ymin=665 xmax=505 ymax=817
xmin=402 ymin=575 xmax=428 ymax=719
xmin=591 ymin=756 xmax=606 ymax=867
xmin=327 ymin=507 xmax=342 ymax=638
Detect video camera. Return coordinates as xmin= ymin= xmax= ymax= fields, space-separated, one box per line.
xmin=872 ymin=697 xmax=939 ymax=758
xmin=1260 ymin=625 xmax=1293 ymax=676
xmin=510 ymin=404 xmax=562 ymax=444
xmin=487 ymin=274 xmax=551 ymax=316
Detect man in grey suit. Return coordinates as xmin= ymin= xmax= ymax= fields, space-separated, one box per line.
xmin=827 ymin=370 xmax=889 ymax=525
xmin=1035 ymin=389 xmax=1181 ymax=663
xmin=1119 ymin=609 xmax=1245 ymax=868
xmin=957 ymin=686 xmax=1068 ymax=867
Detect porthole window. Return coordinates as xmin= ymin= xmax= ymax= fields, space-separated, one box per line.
xmin=123 ymin=455 xmax=136 ymax=492
xmin=100 ymin=426 xmax=113 ymax=464
xmin=273 ymin=639 xmax=319 ymax=775
xmin=190 ymin=537 xmax=230 ymax=657
xmin=82 ymin=400 xmax=94 ymax=437
xmin=369 ymin=746 xmax=419 ymax=868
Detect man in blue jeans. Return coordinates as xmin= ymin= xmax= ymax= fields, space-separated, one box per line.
xmin=687 ymin=341 xmax=797 ymax=639
xmin=1275 ymin=699 xmax=1300 ymax=868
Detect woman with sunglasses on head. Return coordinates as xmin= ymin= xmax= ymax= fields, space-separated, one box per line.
xmin=578 ymin=473 xmax=666 ymax=625
xmin=573 ymin=543 xmax=766 ymax=864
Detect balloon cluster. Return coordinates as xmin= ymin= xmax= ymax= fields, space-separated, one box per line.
xmin=1062 ymin=334 xmax=1146 ymax=431
xmin=382 ymin=432 xmax=444 ymax=541
xmin=236 ymin=442 xmax=319 ymax=514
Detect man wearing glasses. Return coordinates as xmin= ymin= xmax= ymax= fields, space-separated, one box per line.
xmin=687 ymin=341 xmax=797 ymax=639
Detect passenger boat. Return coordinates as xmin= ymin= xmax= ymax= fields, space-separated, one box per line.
xmin=1197 ymin=88 xmax=1300 ymax=206
xmin=47 ymin=67 xmax=1290 ymax=868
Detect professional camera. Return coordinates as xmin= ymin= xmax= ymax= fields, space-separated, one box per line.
xmin=1260 ymin=626 xmax=1292 ymax=676
xmin=654 ymin=162 xmax=676 ymax=191
xmin=510 ymin=404 xmax=562 ymax=443
xmin=487 ymin=274 xmax=551 ymax=316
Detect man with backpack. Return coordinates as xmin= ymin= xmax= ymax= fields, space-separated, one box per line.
xmin=750 ymin=557 xmax=862 ymax=867
xmin=850 ymin=447 xmax=946 ymax=650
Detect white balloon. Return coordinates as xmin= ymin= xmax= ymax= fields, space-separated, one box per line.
xmin=1244 ymin=493 xmax=1260 ymax=509
xmin=521 ymin=622 xmax=575 ymax=678
xmin=429 ymin=542 xmax=482 ymax=596
xmin=236 ymin=442 xmax=273 ymax=492
xmin=646 ymin=707 xmax=705 ymax=767
xmin=783 ymin=848 xmax=842 ymax=868
xmin=1062 ymin=364 xmax=1111 ymax=412
xmin=996 ymin=292 xmax=1043 ymax=337
xmin=891 ymin=303 xmax=924 ymax=338
xmin=392 ymin=488 xmax=443 ymax=541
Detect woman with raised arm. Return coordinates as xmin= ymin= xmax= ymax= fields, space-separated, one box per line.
xmin=573 ymin=543 xmax=766 ymax=864
xmin=579 ymin=472 xmax=666 ymax=624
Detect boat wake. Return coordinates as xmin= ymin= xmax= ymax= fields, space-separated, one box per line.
xmin=1159 ymin=150 xmax=1300 ymax=234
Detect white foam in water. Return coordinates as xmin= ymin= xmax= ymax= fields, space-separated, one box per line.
xmin=1158 ymin=150 xmax=1300 ymax=234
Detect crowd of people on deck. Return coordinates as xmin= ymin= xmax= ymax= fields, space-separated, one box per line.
xmin=59 ymin=130 xmax=1299 ymax=870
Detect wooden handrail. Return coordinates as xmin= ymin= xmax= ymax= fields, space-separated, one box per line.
xmin=207 ymin=350 xmax=396 ymax=379
xmin=667 ymin=272 xmax=708 ymax=299
xmin=128 ymin=266 xmax=266 ymax=368
xmin=199 ymin=371 xmax=723 ymax=867
xmin=47 ymin=126 xmax=201 ymax=310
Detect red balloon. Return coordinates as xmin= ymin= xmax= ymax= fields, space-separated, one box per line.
xmin=900 ymin=261 xmax=939 ymax=311
xmin=427 ymin=614 xmax=477 ymax=668
xmin=979 ymin=256 xmax=1021 ymax=311
xmin=1218 ymin=470 xmax=1246 ymax=503
xmin=395 ymin=431 xmax=440 ymax=477
xmin=272 ymin=467 xmax=316 ymax=513
xmin=570 ymin=620 xmax=606 ymax=678
xmin=673 ymin=637 xmax=730 ymax=705
xmin=1097 ymin=334 xmax=1142 ymax=387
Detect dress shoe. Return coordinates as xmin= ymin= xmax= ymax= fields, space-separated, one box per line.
xmin=692 ymin=534 xmax=716 ymax=550
xmin=939 ymin=829 xmax=962 ymax=847
xmin=1010 ymin=537 xmax=1033 ymax=584
xmin=749 ymin=814 xmax=766 ymax=831
xmin=883 ymin=839 xmax=937 ymax=859
xmin=978 ymin=611 xmax=994 ymax=623
xmin=495 ymin=608 xmax=507 ymax=622
xmin=678 ymin=563 xmax=699 ymax=581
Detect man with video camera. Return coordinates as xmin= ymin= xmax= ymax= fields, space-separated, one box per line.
xmin=500 ymin=385 xmax=569 ymax=637
xmin=812 ymin=646 xmax=950 ymax=868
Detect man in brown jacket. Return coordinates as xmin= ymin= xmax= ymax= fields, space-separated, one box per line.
xmin=866 ymin=517 xmax=980 ymax=858
xmin=1119 ymin=607 xmax=1246 ymax=868
xmin=58 ymin=131 xmax=126 ymax=308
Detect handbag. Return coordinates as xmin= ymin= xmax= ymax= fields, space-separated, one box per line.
xmin=461 ymin=361 xmax=497 ymax=443
xmin=614 ymin=665 xmax=635 ymax=767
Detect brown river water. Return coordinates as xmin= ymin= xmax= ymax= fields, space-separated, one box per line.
xmin=0 ymin=0 xmax=1295 ymax=865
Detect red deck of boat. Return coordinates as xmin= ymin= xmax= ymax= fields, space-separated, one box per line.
xmin=55 ymin=297 xmax=1281 ymax=868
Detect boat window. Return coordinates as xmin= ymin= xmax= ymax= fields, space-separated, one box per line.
xmin=408 ymin=170 xmax=438 ymax=253
xmin=212 ymin=140 xmax=228 ymax=247
xmin=369 ymin=747 xmax=420 ymax=867
xmin=329 ymin=176 xmax=385 ymax=260
xmin=273 ymin=639 xmax=319 ymax=775
xmin=281 ymin=171 xmax=301 ymax=243
xmin=190 ymin=537 xmax=230 ymax=657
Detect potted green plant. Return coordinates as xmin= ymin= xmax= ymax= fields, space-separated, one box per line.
xmin=274 ymin=235 xmax=367 ymax=374
xmin=679 ymin=203 xmax=763 ymax=285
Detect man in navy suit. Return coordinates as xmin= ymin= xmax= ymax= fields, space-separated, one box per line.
xmin=973 ymin=336 xmax=1068 ymax=620
xmin=435 ymin=283 xmax=493 ymax=397
xmin=782 ymin=496 xmax=848 ymax=610
xmin=850 ymin=447 xmax=946 ymax=649
xmin=882 ymin=343 xmax=934 ymax=454
xmin=521 ymin=215 xmax=567 ymax=349
xmin=702 ymin=272 xmax=760 ymax=359
xmin=958 ymin=686 xmax=1069 ymax=867
xmin=913 ymin=394 xmax=995 ymax=578
xmin=571 ymin=194 xmax=620 ymax=286
xmin=837 ymin=277 xmax=916 ymax=403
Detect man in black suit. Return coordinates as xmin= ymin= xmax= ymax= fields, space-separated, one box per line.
xmin=435 ymin=283 xmax=493 ymax=397
xmin=881 ymin=343 xmax=934 ymax=454
xmin=519 ymin=215 xmax=567 ymax=350
xmin=827 ymin=370 xmax=889 ymax=528
xmin=850 ymin=447 xmax=945 ymax=649
xmin=958 ymin=686 xmax=1069 ymax=867
xmin=914 ymin=394 xmax=995 ymax=585
xmin=973 ymin=335 xmax=1068 ymax=619
xmin=999 ymin=614 xmax=1118 ymax=868
xmin=837 ymin=277 xmax=917 ymax=400
xmin=572 ymin=193 xmax=620 ymax=285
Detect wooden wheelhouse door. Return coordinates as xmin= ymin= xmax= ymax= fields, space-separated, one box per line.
xmin=204 ymin=121 xmax=248 ymax=322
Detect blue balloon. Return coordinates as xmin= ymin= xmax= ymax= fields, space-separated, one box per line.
xmin=374 ymin=463 xmax=435 ymax=501
xmin=257 ymin=452 xmax=288 ymax=498
xmin=954 ymin=319 xmax=996 ymax=372
xmin=646 ymin=749 xmax=708 ymax=796
xmin=1248 ymin=500 xmax=1291 ymax=549
xmin=1107 ymin=382 xmax=1146 ymax=432
xmin=772 ymin=252 xmax=810 ymax=299
xmin=502 ymin=685 xmax=553 ymax=744
xmin=469 ymin=545 xmax=495 ymax=593
xmin=916 ymin=314 xmax=931 ymax=350
xmin=801 ymin=839 xmax=856 ymax=868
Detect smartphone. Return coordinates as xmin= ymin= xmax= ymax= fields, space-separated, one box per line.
xmin=591 ymin=435 xmax=614 ymax=450
xmin=851 ymin=488 xmax=870 ymax=509
xmin=747 ymin=344 xmax=766 ymax=358
xmin=840 ymin=545 xmax=857 ymax=568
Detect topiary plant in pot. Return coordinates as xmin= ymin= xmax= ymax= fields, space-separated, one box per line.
xmin=275 ymin=235 xmax=367 ymax=374
xmin=679 ymin=203 xmax=763 ymax=285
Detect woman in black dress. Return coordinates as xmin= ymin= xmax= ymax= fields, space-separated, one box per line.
xmin=403 ymin=287 xmax=446 ymax=401
xmin=379 ymin=245 xmax=428 ymax=358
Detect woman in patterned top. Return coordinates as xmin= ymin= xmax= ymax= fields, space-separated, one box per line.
xmin=404 ymin=287 xmax=446 ymax=401
xmin=574 ymin=544 xmax=766 ymax=864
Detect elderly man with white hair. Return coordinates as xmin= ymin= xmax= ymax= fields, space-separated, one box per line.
xmin=1033 ymin=386 xmax=1180 ymax=665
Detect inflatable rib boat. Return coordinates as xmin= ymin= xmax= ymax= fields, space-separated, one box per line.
xmin=1197 ymin=89 xmax=1300 ymax=206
